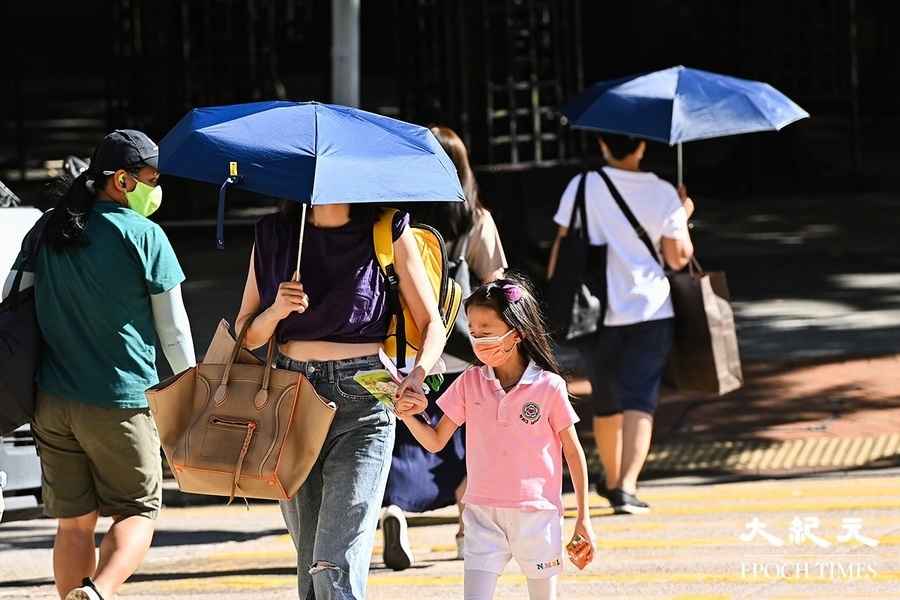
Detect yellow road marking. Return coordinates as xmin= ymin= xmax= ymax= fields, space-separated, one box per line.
xmin=155 ymin=570 xmax=900 ymax=591
xmin=621 ymin=480 xmax=900 ymax=502
xmin=564 ymin=497 xmax=900 ymax=519
xmin=189 ymin=535 xmax=900 ymax=570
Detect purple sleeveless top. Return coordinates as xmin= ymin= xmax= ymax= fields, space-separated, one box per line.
xmin=254 ymin=210 xmax=410 ymax=344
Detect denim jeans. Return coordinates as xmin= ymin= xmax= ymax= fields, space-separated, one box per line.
xmin=276 ymin=353 xmax=396 ymax=599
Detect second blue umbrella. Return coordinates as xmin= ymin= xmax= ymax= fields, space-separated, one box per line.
xmin=562 ymin=66 xmax=810 ymax=184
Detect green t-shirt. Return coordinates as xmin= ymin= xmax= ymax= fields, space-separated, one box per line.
xmin=26 ymin=202 xmax=185 ymax=409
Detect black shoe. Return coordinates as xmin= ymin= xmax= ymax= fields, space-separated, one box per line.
xmin=609 ymin=489 xmax=651 ymax=515
xmin=595 ymin=480 xmax=613 ymax=501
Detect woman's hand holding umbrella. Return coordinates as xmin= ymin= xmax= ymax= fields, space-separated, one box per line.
xmin=271 ymin=271 xmax=309 ymax=319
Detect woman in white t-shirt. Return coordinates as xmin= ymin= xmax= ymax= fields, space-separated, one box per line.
xmin=547 ymin=133 xmax=695 ymax=515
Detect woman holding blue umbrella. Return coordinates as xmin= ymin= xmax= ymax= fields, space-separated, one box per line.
xmin=235 ymin=201 xmax=444 ymax=599
xmin=161 ymin=101 xmax=464 ymax=599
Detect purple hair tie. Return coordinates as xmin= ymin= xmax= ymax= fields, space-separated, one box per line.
xmin=502 ymin=284 xmax=523 ymax=303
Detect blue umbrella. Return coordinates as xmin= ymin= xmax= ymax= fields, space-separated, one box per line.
xmin=160 ymin=101 xmax=464 ymax=266
xmin=562 ymin=65 xmax=810 ymax=184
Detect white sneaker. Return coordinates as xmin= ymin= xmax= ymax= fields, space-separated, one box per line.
xmin=455 ymin=533 xmax=465 ymax=560
xmin=65 ymin=579 xmax=104 ymax=600
xmin=381 ymin=505 xmax=414 ymax=571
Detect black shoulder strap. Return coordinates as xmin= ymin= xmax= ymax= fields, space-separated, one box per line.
xmin=596 ymin=169 xmax=662 ymax=267
xmin=568 ymin=172 xmax=589 ymax=239
xmin=8 ymin=213 xmax=50 ymax=299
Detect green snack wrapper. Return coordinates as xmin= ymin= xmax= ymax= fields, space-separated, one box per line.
xmin=352 ymin=370 xmax=399 ymax=407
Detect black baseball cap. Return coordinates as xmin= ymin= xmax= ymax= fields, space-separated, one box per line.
xmin=89 ymin=129 xmax=159 ymax=175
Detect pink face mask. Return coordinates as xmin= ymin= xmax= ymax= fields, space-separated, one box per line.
xmin=470 ymin=329 xmax=519 ymax=367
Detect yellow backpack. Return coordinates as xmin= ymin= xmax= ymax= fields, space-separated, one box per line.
xmin=373 ymin=209 xmax=463 ymax=371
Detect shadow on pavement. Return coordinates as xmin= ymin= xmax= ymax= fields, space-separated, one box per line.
xmin=0 ymin=528 xmax=286 ymax=552
xmin=0 ymin=567 xmax=296 ymax=589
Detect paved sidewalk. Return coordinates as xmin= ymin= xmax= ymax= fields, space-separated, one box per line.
xmin=568 ymin=353 xmax=900 ymax=479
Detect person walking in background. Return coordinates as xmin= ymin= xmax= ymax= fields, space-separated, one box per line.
xmin=381 ymin=125 xmax=508 ymax=570
xmin=235 ymin=198 xmax=444 ymax=599
xmin=2 ymin=130 xmax=196 ymax=600
xmin=547 ymin=133 xmax=695 ymax=515
xmin=398 ymin=276 xmax=596 ymax=600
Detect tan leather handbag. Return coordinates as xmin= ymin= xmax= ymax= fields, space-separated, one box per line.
xmin=147 ymin=320 xmax=336 ymax=502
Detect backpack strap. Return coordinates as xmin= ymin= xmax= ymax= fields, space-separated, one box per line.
xmin=373 ymin=209 xmax=408 ymax=369
xmin=596 ymin=168 xmax=663 ymax=267
xmin=453 ymin=225 xmax=470 ymax=263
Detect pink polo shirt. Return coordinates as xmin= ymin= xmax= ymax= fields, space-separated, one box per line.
xmin=437 ymin=362 xmax=579 ymax=514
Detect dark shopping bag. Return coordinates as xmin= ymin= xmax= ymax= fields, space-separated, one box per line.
xmin=597 ymin=169 xmax=742 ymax=396
xmin=666 ymin=261 xmax=743 ymax=395
xmin=0 ymin=216 xmax=47 ymax=434
xmin=546 ymin=173 xmax=607 ymax=341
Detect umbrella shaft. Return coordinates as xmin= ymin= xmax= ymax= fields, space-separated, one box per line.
xmin=677 ymin=143 xmax=683 ymax=187
xmin=295 ymin=203 xmax=307 ymax=280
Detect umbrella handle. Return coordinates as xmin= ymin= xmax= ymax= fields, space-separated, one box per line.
xmin=217 ymin=175 xmax=243 ymax=250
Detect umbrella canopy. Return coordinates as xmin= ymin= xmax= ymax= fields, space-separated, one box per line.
xmin=160 ymin=100 xmax=464 ymax=205
xmin=561 ymin=65 xmax=809 ymax=145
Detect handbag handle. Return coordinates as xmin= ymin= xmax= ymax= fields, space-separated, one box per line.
xmin=688 ymin=256 xmax=704 ymax=276
xmin=213 ymin=316 xmax=278 ymax=406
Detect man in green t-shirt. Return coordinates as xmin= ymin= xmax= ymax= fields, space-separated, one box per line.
xmin=4 ymin=130 xmax=196 ymax=600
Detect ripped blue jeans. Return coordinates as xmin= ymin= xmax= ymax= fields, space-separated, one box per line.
xmin=276 ymin=353 xmax=395 ymax=600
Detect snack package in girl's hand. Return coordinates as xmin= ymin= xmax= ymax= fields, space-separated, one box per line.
xmin=352 ymin=370 xmax=399 ymax=408
xmin=567 ymin=534 xmax=592 ymax=570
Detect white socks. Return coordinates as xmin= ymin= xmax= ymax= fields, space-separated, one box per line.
xmin=526 ymin=576 xmax=558 ymax=600
xmin=464 ymin=570 xmax=558 ymax=600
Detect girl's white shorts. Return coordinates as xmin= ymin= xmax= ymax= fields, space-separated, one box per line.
xmin=463 ymin=504 xmax=563 ymax=579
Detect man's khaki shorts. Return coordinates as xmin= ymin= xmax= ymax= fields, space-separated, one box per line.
xmin=31 ymin=390 xmax=162 ymax=520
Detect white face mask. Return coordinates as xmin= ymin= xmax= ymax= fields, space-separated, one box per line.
xmin=469 ymin=329 xmax=515 ymax=346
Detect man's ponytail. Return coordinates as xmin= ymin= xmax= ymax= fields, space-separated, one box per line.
xmin=45 ymin=171 xmax=106 ymax=251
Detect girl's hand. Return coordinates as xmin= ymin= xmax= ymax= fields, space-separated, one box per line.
xmin=270 ymin=271 xmax=309 ymax=320
xmin=568 ymin=519 xmax=597 ymax=569
xmin=394 ymin=370 xmax=428 ymax=418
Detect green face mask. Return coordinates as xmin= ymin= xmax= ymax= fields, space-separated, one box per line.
xmin=125 ymin=176 xmax=163 ymax=217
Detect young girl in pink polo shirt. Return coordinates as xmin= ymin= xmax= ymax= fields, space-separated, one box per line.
xmin=398 ymin=276 xmax=597 ymax=600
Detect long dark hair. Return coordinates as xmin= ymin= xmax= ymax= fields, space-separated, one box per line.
xmin=408 ymin=125 xmax=484 ymax=241
xmin=464 ymin=273 xmax=562 ymax=376
xmin=44 ymin=171 xmax=108 ymax=251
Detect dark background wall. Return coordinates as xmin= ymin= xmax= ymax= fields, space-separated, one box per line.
xmin=1 ymin=1 xmax=896 ymax=276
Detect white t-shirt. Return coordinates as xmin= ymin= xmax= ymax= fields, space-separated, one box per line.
xmin=553 ymin=167 xmax=689 ymax=327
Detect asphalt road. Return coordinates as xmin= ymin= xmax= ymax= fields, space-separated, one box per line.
xmin=2 ymin=473 xmax=898 ymax=599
